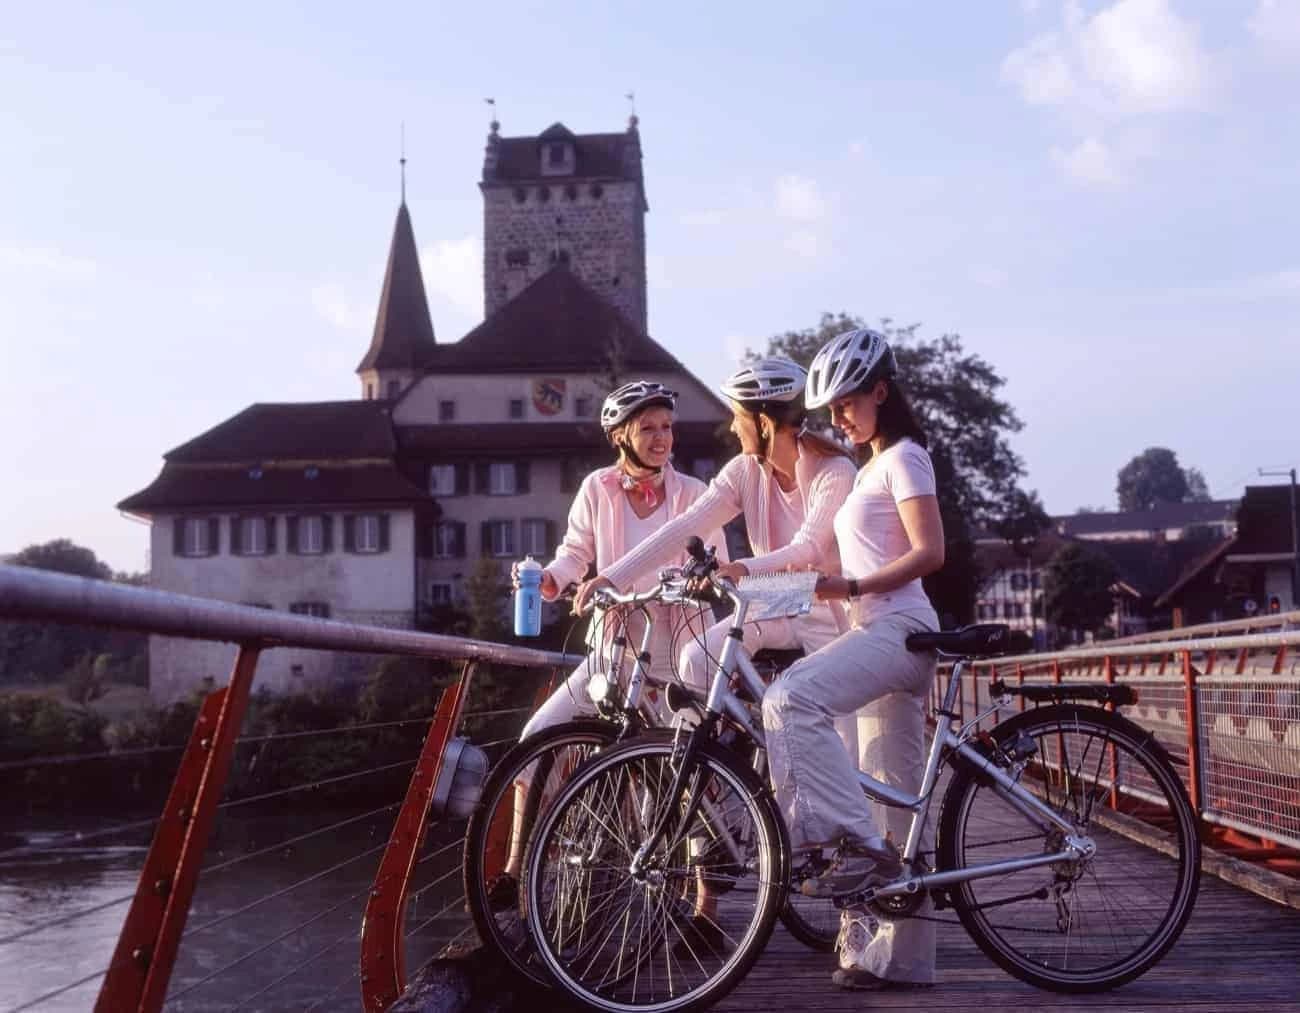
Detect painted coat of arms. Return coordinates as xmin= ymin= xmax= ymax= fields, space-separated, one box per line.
xmin=532 ymin=378 xmax=566 ymax=416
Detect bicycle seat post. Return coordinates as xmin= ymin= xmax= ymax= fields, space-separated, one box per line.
xmin=939 ymin=656 xmax=968 ymax=718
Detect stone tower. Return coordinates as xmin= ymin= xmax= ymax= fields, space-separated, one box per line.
xmin=481 ymin=117 xmax=648 ymax=332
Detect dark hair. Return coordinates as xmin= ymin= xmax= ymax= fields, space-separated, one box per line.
xmin=858 ymin=377 xmax=928 ymax=462
xmin=748 ymin=399 xmax=806 ymax=430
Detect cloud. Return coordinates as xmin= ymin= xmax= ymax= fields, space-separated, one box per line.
xmin=783 ymin=230 xmax=821 ymax=259
xmin=1002 ymin=0 xmax=1211 ymax=185
xmin=1003 ymin=0 xmax=1209 ymax=116
xmin=0 ymin=244 xmax=97 ymax=279
xmin=420 ymin=236 xmax=482 ymax=319
xmin=774 ymin=175 xmax=826 ymax=222
xmin=1248 ymin=0 xmax=1300 ymax=50
xmin=1052 ymin=137 xmax=1124 ymax=186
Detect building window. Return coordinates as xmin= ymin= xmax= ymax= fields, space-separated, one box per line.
xmin=574 ymin=395 xmax=593 ymax=418
xmin=180 ymin=518 xmax=215 ymax=557
xmin=489 ymin=461 xmax=517 ymax=495
xmin=521 ymin=518 xmax=550 ymax=557
xmin=977 ymin=603 xmax=998 ymax=621
xmin=365 ymin=383 xmax=374 ymax=400
xmin=439 ymin=400 xmax=456 ymax=422
xmin=241 ymin=601 xmax=273 ymax=610
xmin=484 ymin=520 xmax=515 ymax=557
xmin=1032 ymin=573 xmax=1042 ymax=589
xmin=1009 ymin=573 xmax=1029 ymax=592
xmin=299 ymin=515 xmax=325 ymax=554
xmin=508 ymin=398 xmax=525 ymax=420
xmin=237 ymin=517 xmax=269 ymax=556
xmin=1003 ymin=602 xmax=1025 ymax=619
xmin=434 ymin=521 xmax=465 ymax=559
xmin=548 ymin=143 xmax=566 ymax=166
xmin=354 ymin=514 xmax=382 ymax=553
xmin=561 ymin=458 xmax=590 ymax=494
xmin=290 ymin=601 xmax=330 ymax=619
xmin=430 ymin=583 xmax=453 ymax=607
xmin=429 ymin=464 xmax=457 ymax=496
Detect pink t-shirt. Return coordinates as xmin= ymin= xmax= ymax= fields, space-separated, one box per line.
xmin=833 ymin=438 xmax=937 ymax=625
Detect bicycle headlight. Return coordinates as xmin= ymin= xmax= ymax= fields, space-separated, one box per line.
xmin=587 ymin=671 xmax=613 ymax=705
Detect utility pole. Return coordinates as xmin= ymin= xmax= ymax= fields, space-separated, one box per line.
xmin=1259 ymin=467 xmax=1299 ymax=608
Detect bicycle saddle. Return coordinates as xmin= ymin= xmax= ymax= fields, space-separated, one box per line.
xmin=905 ymin=623 xmax=1030 ymax=657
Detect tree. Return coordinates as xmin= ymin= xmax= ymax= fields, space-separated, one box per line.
xmin=463 ymin=557 xmax=510 ymax=642
xmin=9 ymin=539 xmax=113 ymax=580
xmin=1115 ymin=447 xmax=1201 ymax=511
xmin=760 ymin=313 xmax=1034 ymax=625
xmin=1042 ymin=542 xmax=1118 ymax=642
xmin=1184 ymin=467 xmax=1211 ymax=503
xmin=994 ymin=489 xmax=1052 ymax=556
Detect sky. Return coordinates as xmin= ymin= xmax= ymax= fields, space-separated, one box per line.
xmin=2 ymin=0 xmax=1298 ymax=574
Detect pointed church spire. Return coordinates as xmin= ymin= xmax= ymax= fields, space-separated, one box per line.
xmin=356 ymin=202 xmax=436 ymax=375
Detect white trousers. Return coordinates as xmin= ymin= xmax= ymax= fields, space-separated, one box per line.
xmin=677 ymin=604 xmax=860 ymax=761
xmin=761 ymin=607 xmax=938 ymax=983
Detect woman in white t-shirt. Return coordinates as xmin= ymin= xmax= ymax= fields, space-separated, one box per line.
xmin=761 ymin=328 xmax=944 ymax=992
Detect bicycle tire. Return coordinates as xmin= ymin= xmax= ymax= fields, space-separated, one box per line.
xmin=937 ymin=704 xmax=1200 ymax=993
xmin=524 ymin=736 xmax=789 ymax=1013
xmin=462 ymin=719 xmax=618 ymax=985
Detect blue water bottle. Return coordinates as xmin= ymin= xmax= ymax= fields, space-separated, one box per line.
xmin=514 ymin=556 xmax=544 ymax=637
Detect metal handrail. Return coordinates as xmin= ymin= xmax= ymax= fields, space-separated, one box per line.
xmin=1092 ymin=609 xmax=1300 ymax=647
xmin=0 ymin=561 xmax=579 ymax=1012
xmin=0 ymin=564 xmax=582 ymax=669
xmin=956 ymin=629 xmax=1300 ymax=669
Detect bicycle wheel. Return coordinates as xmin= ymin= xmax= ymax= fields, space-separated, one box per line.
xmin=937 ymin=703 xmax=1200 ymax=993
xmin=780 ymin=854 xmax=838 ymax=952
xmin=524 ymin=737 xmax=788 ymax=1013
xmin=463 ymin=719 xmax=617 ymax=984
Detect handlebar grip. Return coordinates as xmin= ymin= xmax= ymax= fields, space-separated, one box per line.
xmin=685 ymin=535 xmax=706 ymax=562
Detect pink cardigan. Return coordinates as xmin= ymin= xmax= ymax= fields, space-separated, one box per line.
xmin=544 ymin=462 xmax=728 ymax=598
xmin=603 ymin=441 xmax=856 ymax=592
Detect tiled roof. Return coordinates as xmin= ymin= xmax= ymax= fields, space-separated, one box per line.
xmin=1055 ymin=500 xmax=1237 ymax=537
xmin=485 ymin=124 xmax=642 ymax=184
xmin=164 ymin=402 xmax=397 ymax=463
xmin=422 ymin=266 xmax=683 ymax=374
xmin=118 ymin=463 xmax=431 ymax=513
xmin=397 ymin=420 xmax=727 ymax=457
xmin=356 ymin=203 xmax=438 ymax=372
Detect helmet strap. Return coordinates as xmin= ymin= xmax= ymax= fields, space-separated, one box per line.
xmin=618 ymin=440 xmax=664 ymax=476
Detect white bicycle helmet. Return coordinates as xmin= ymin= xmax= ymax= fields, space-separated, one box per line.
xmin=805 ymin=328 xmax=896 ymax=410
xmin=719 ymin=356 xmax=806 ymax=405
xmin=600 ymin=381 xmax=678 ymax=433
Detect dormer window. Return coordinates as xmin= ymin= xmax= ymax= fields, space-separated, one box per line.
xmin=540 ymin=140 xmax=575 ymax=177
xmin=547 ymin=143 xmax=566 ymax=166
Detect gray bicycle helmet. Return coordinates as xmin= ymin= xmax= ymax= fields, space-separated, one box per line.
xmin=805 ymin=328 xmax=896 ymax=410
xmin=719 ymin=356 xmax=806 ymax=405
xmin=600 ymin=381 xmax=678 ymax=433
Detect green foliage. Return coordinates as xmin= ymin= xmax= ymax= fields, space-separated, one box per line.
xmin=1116 ymin=447 xmax=1208 ymax=511
xmin=358 ymin=655 xmax=453 ymax=723
xmin=995 ymin=489 xmax=1052 ymax=556
xmin=464 ymin=557 xmax=509 ymax=641
xmin=761 ymin=313 xmax=1034 ymax=625
xmin=8 ymin=539 xmax=113 ymax=580
xmin=0 ymin=694 xmax=104 ymax=760
xmin=1043 ymin=542 xmax=1119 ymax=640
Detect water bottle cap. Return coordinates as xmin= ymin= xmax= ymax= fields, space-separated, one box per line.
xmin=517 ymin=555 xmax=544 ymax=573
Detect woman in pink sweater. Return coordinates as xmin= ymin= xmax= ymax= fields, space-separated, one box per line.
xmin=487 ymin=382 xmax=725 ymax=911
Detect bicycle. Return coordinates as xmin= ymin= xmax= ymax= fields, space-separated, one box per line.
xmin=462 ymin=556 xmax=837 ymax=986
xmin=522 ymin=540 xmax=1202 ymax=1013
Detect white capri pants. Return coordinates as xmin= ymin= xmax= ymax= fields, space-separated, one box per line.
xmin=761 ymin=606 xmax=939 ymax=984
xmin=677 ymin=603 xmax=860 ymax=761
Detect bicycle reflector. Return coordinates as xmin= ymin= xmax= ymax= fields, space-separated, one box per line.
xmin=430 ymin=738 xmax=489 ymax=819
xmin=587 ymin=671 xmax=613 ymax=705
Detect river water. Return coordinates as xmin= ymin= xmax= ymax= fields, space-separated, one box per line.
xmin=1 ymin=807 xmax=470 ymax=1012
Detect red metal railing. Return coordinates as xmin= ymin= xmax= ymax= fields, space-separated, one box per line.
xmin=0 ymin=563 xmax=579 ymax=1012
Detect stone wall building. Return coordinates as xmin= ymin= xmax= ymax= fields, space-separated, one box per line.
xmin=120 ymin=117 xmax=730 ymax=703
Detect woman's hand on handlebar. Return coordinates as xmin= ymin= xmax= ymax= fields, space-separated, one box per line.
xmin=573 ymin=576 xmax=614 ymax=615
xmin=714 ymin=561 xmax=750 ymax=583
xmin=511 ymin=560 xmax=560 ymax=600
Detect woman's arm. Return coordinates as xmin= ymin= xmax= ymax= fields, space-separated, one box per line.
xmin=544 ymin=477 xmax=599 ymax=598
xmin=743 ymin=458 xmax=855 ymax=575
xmin=816 ymin=494 xmax=945 ymax=600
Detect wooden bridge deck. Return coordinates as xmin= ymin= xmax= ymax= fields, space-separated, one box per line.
xmin=720 ymin=868 xmax=1300 ymax=1012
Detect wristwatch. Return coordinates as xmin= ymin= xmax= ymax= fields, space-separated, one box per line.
xmin=847 ymin=578 xmax=860 ymax=598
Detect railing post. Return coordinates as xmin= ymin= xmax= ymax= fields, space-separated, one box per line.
xmin=360 ymin=661 xmax=476 ymax=1012
xmin=1182 ymin=649 xmax=1206 ymax=828
xmin=1103 ymin=655 xmax=1119 ymax=810
xmin=96 ymin=644 xmax=261 ymax=1013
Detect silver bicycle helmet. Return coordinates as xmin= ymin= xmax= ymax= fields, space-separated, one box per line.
xmin=600 ymin=381 xmax=678 ymax=433
xmin=805 ymin=328 xmax=896 ymax=410
xmin=719 ymin=356 xmax=806 ymax=405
